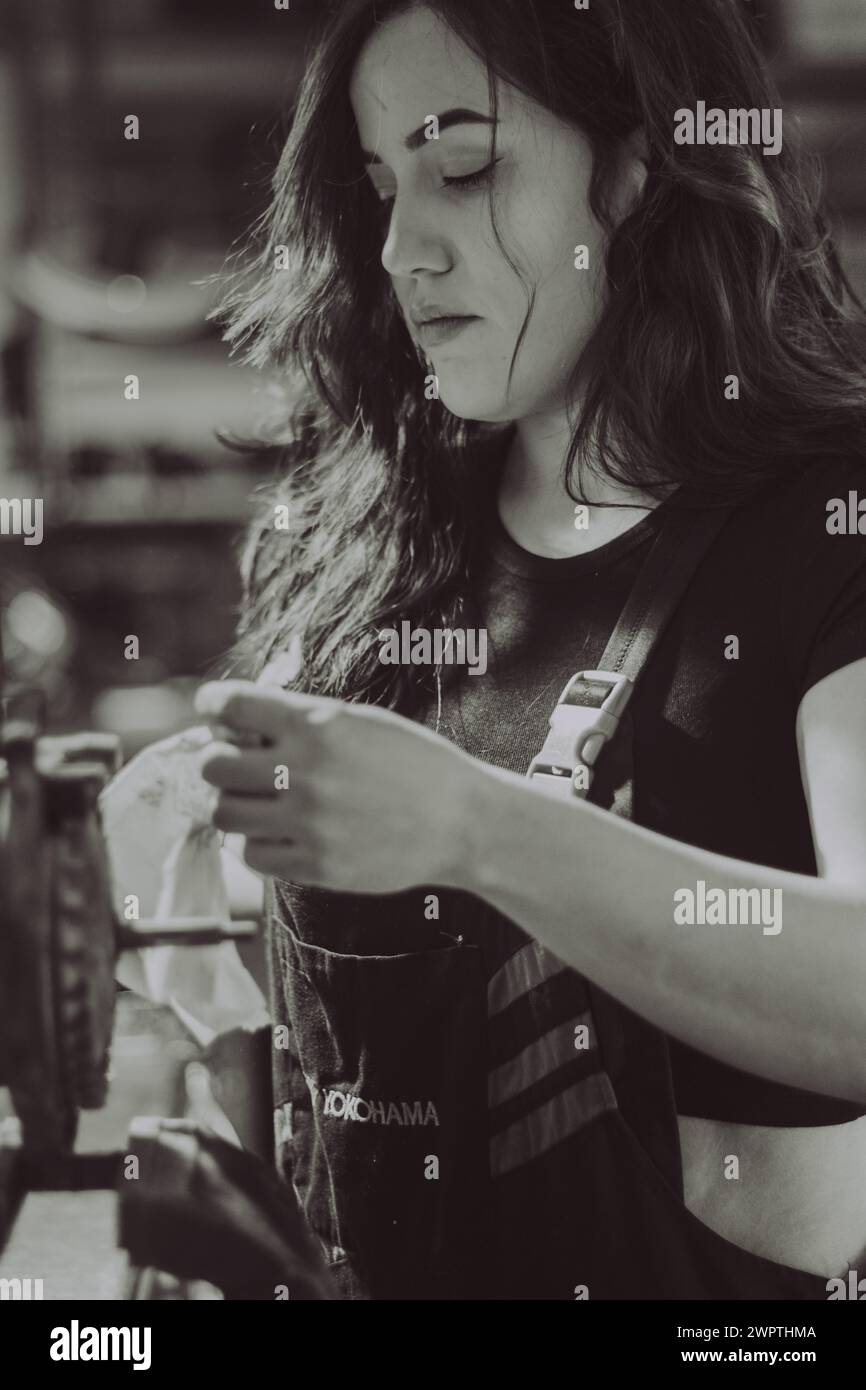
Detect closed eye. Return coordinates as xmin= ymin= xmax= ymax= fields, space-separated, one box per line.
xmin=374 ymin=159 xmax=501 ymax=214
xmin=442 ymin=159 xmax=500 ymax=192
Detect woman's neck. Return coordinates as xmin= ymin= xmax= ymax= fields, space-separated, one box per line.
xmin=496 ymin=413 xmax=670 ymax=558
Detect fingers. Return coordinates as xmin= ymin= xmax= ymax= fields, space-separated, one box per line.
xmin=198 ymin=743 xmax=286 ymax=794
xmin=242 ymin=838 xmax=318 ymax=881
xmin=212 ymin=792 xmax=294 ymax=837
xmin=195 ymin=680 xmax=336 ymax=743
xmin=195 ymin=682 xmax=289 ymax=743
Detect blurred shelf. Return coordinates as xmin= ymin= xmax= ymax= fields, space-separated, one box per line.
xmin=775 ymin=60 xmax=866 ymax=100
xmin=41 ymin=469 xmax=261 ymax=527
xmin=35 ymin=332 xmax=273 ymax=455
xmin=776 ymin=0 xmax=866 ymax=65
xmin=36 ymin=34 xmax=312 ymax=105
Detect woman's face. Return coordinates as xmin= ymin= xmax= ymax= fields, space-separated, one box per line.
xmin=349 ymin=4 xmax=629 ymax=424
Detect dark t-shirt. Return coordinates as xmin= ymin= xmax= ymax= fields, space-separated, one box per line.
xmin=269 ymin=445 xmax=866 ymax=1127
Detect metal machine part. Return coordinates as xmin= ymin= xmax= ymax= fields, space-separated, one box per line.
xmin=0 ymin=687 xmax=255 ymax=1157
xmin=0 ymin=691 xmax=117 ymax=1152
xmin=0 ymin=684 xmax=298 ymax=1299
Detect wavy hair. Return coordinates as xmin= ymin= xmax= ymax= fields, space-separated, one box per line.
xmin=212 ymin=0 xmax=866 ymax=713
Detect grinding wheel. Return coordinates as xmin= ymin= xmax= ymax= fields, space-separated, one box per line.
xmin=0 ymin=697 xmax=120 ymax=1154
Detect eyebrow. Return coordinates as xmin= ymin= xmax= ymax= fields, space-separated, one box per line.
xmin=361 ymin=107 xmax=497 ymax=166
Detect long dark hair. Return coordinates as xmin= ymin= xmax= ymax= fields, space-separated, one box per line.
xmin=213 ymin=0 xmax=866 ymax=711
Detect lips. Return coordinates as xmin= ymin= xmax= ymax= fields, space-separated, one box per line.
xmin=409 ymin=301 xmax=477 ymax=326
xmin=415 ymin=315 xmax=479 ymax=347
xmin=407 ymin=300 xmax=481 ymax=347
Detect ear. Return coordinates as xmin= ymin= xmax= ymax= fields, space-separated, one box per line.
xmin=611 ymin=126 xmax=649 ymax=222
xmin=623 ymin=124 xmax=649 ymax=166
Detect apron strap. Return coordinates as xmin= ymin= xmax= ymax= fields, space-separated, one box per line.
xmin=527 ymin=498 xmax=737 ymax=799
xmin=519 ymin=494 xmax=739 ymax=1189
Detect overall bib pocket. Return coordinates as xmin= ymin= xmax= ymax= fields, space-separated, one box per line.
xmin=273 ymin=919 xmax=491 ymax=1300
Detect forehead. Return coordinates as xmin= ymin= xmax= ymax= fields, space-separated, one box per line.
xmin=349 ymin=6 xmax=509 ymax=147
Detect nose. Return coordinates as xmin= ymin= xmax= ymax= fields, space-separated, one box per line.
xmin=380 ymin=189 xmax=451 ymax=281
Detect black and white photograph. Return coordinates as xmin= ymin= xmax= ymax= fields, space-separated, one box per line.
xmin=1 ymin=0 xmax=866 ymax=1359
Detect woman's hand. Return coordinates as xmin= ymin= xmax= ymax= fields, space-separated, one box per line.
xmin=194 ymin=680 xmax=484 ymax=894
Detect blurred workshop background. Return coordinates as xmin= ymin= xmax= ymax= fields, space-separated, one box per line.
xmin=0 ymin=0 xmax=864 ymax=756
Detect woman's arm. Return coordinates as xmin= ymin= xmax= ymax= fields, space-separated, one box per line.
xmin=460 ymin=656 xmax=866 ymax=1103
xmin=195 ymin=660 xmax=866 ymax=1103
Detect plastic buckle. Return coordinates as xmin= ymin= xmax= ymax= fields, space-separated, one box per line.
xmin=526 ymin=670 xmax=634 ymax=798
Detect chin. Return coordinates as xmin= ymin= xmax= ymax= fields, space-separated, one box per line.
xmin=435 ymin=382 xmax=512 ymax=423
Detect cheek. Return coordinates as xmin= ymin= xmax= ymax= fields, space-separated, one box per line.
xmin=492 ymin=181 xmax=606 ymax=343
xmin=493 ymin=240 xmax=603 ymax=400
xmin=533 ymin=255 xmax=603 ymax=358
xmin=428 ymin=182 xmax=605 ymax=417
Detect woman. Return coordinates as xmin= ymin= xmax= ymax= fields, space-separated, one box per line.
xmin=199 ymin=0 xmax=866 ymax=1300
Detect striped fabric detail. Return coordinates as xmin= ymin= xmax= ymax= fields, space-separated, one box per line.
xmin=486 ymin=938 xmax=618 ymax=1177
xmin=488 ymin=1011 xmax=595 ymax=1108
xmin=487 ymin=939 xmax=568 ymax=1017
xmin=490 ymin=1072 xmax=618 ymax=1178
